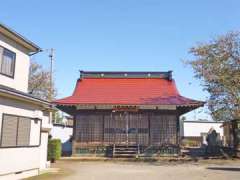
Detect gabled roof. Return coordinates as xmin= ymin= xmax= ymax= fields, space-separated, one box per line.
xmin=0 ymin=23 xmax=41 ymax=53
xmin=54 ymin=71 xmax=204 ymax=109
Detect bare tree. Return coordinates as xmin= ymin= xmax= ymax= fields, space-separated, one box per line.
xmin=28 ymin=61 xmax=57 ymax=101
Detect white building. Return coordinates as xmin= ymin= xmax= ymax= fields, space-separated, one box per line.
xmin=181 ymin=120 xmax=223 ymax=144
xmin=50 ymin=114 xmax=73 ymax=156
xmin=50 ymin=124 xmax=73 ymax=156
xmin=0 ymin=23 xmax=52 ymax=179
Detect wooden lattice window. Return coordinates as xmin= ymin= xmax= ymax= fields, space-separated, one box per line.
xmin=150 ymin=114 xmax=177 ymax=145
xmin=76 ymin=114 xmax=104 ymax=143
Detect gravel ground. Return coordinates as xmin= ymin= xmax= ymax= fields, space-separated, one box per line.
xmin=30 ymin=159 xmax=240 ymax=180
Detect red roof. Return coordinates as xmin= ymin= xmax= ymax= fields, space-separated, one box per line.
xmin=54 ymin=76 xmax=203 ymax=106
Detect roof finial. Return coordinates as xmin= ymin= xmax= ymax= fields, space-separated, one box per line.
xmin=168 ymin=71 xmax=173 ymax=80
xmin=79 ymin=70 xmax=84 ymax=79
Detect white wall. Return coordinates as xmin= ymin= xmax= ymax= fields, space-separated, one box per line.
xmin=39 ymin=132 xmax=49 ymax=170
xmin=0 ymin=33 xmax=30 ymax=93
xmin=183 ymin=121 xmax=223 ymax=137
xmin=29 ymin=120 xmax=41 ymax=146
xmin=0 ymin=148 xmax=40 ymax=178
xmin=0 ymin=96 xmax=51 ymax=178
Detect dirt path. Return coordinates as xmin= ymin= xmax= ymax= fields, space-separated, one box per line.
xmin=31 ymin=159 xmax=240 ymax=180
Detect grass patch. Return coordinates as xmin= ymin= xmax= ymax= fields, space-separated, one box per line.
xmin=25 ymin=167 xmax=70 ymax=180
xmin=26 ymin=172 xmax=53 ymax=180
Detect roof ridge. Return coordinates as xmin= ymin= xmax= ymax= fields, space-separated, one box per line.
xmin=79 ymin=71 xmax=173 ymax=80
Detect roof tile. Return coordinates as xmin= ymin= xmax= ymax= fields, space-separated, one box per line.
xmin=54 ymin=78 xmax=203 ymax=106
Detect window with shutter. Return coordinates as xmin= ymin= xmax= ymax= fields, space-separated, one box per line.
xmin=0 ymin=46 xmax=16 ymax=78
xmin=1 ymin=115 xmax=18 ymax=147
xmin=0 ymin=114 xmax=41 ymax=148
xmin=0 ymin=47 xmax=3 ymax=71
xmin=17 ymin=117 xmax=31 ymax=146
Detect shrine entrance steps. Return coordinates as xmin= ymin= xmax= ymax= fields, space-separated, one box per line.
xmin=113 ymin=145 xmax=139 ymax=158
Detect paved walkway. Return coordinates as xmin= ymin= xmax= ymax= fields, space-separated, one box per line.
xmin=32 ymin=159 xmax=240 ymax=180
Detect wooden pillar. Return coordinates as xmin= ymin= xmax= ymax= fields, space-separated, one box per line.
xmin=233 ymin=119 xmax=240 ymax=157
xmin=176 ymin=110 xmax=181 ymax=148
xmin=72 ymin=114 xmax=77 ymax=155
xmin=148 ymin=112 xmax=151 ymax=146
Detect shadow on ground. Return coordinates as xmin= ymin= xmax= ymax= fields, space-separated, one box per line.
xmin=183 ymin=146 xmax=237 ymax=159
xmin=207 ymin=167 xmax=240 ymax=171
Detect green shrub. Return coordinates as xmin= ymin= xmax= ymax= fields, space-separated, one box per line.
xmin=48 ymin=139 xmax=61 ymax=162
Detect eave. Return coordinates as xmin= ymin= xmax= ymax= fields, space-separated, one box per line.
xmin=55 ymin=102 xmax=204 ymax=113
xmin=0 ymin=87 xmax=52 ymax=110
xmin=0 ymin=23 xmax=41 ymax=53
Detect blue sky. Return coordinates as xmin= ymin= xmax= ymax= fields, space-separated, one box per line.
xmin=1 ymin=0 xmax=240 ymax=119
